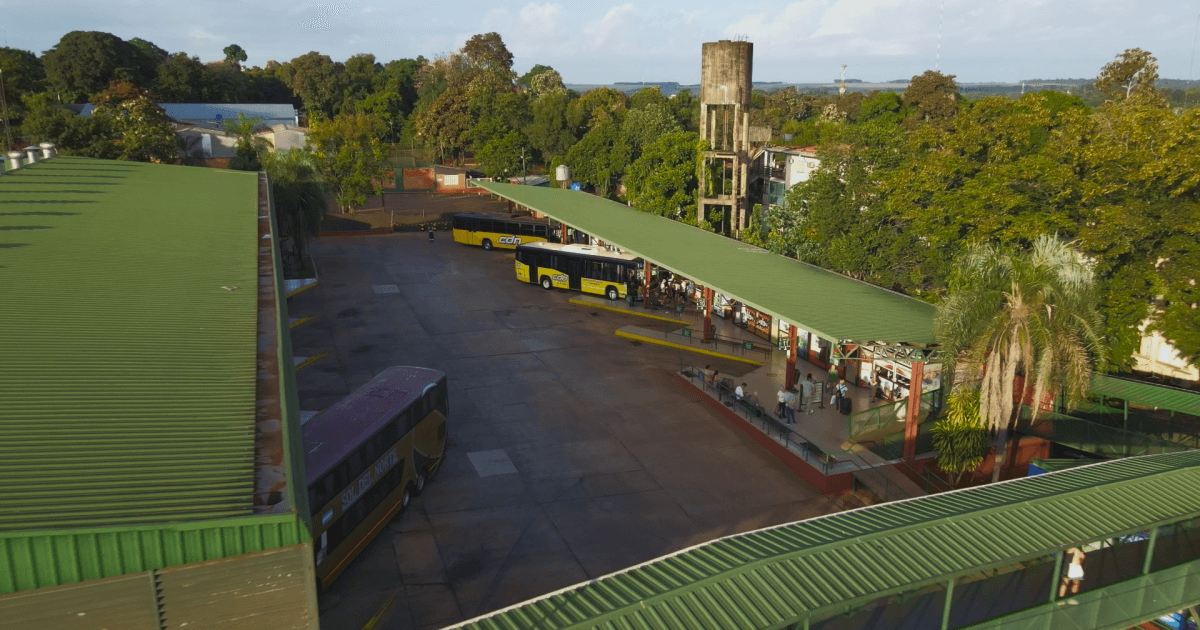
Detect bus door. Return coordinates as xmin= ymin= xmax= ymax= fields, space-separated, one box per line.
xmin=566 ymin=257 xmax=583 ymax=291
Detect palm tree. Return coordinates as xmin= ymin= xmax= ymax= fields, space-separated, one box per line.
xmin=223 ymin=113 xmax=270 ymax=171
xmin=262 ymin=149 xmax=327 ymax=274
xmin=934 ymin=235 xmax=1104 ymax=483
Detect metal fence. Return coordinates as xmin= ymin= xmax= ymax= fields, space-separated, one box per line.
xmin=659 ymin=325 xmax=773 ymax=361
xmin=1017 ymin=408 xmax=1191 ymax=458
xmin=846 ymin=389 xmax=943 ymax=441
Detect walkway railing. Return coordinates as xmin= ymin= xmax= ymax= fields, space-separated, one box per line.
xmin=1017 ymin=408 xmax=1191 ymax=458
xmin=846 ymin=389 xmax=943 ymax=441
xmin=657 ymin=325 xmax=773 ymax=361
xmin=681 ymin=365 xmax=931 ymax=502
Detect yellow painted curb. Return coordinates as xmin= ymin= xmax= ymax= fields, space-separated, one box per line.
xmin=289 ymin=315 xmax=316 ymax=329
xmin=614 ymin=330 xmax=765 ymax=366
xmin=286 ymin=281 xmax=319 ymax=298
xmin=569 ymin=298 xmax=691 ymax=325
xmin=294 ymin=352 xmax=328 ymax=371
xmin=360 ymin=590 xmax=401 ymax=630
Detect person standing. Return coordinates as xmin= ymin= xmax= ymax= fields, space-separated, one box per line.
xmin=802 ymin=374 xmax=816 ymax=414
xmin=835 ymin=378 xmax=851 ymax=415
xmin=783 ymin=387 xmax=798 ymax=425
xmin=428 ymin=225 xmax=435 ymax=243
xmin=776 ymin=386 xmax=790 ymax=419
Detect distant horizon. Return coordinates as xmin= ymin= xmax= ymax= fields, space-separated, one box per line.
xmin=4 ymin=1 xmax=1197 ymax=85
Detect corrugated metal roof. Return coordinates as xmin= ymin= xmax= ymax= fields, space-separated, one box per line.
xmin=1091 ymin=374 xmax=1200 ymax=417
xmin=78 ymin=103 xmax=297 ymax=126
xmin=448 ymin=451 xmax=1200 ymax=630
xmin=475 ymin=182 xmax=936 ymax=344
xmin=0 ymin=157 xmax=261 ymax=531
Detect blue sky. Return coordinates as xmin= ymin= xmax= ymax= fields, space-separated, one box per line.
xmin=2 ymin=0 xmax=1196 ymax=84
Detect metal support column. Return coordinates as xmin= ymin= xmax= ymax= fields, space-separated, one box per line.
xmin=903 ymin=361 xmax=925 ymax=460
xmin=702 ymin=288 xmax=713 ymax=341
xmin=940 ymin=577 xmax=955 ymax=630
xmin=1124 ymin=399 xmax=1129 ymax=431
xmin=786 ymin=325 xmax=798 ymax=389
xmin=643 ymin=262 xmax=652 ymax=310
xmin=1143 ymin=527 xmax=1159 ymax=574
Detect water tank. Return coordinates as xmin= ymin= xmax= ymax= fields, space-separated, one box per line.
xmin=700 ymin=41 xmax=753 ymax=106
xmin=555 ymin=165 xmax=571 ymax=181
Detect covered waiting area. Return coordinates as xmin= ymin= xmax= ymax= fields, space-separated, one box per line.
xmin=475 ymin=181 xmax=938 ymax=454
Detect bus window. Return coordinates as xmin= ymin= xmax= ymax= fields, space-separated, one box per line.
xmin=520 ymin=224 xmax=536 ymax=235
xmin=534 ymin=225 xmax=547 ymax=238
xmin=453 ymin=216 xmax=466 ymax=230
xmin=467 ymin=218 xmax=479 ymax=231
xmin=515 ymin=249 xmax=525 ymax=264
xmin=506 ymin=222 xmax=520 ymax=235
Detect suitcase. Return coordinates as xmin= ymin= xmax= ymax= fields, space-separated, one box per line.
xmin=840 ymin=396 xmax=851 ymax=416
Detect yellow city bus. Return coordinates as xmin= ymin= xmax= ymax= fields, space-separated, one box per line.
xmin=304 ymin=366 xmax=448 ymax=590
xmin=514 ymin=242 xmax=643 ymax=301
xmin=452 ymin=213 xmax=551 ymax=250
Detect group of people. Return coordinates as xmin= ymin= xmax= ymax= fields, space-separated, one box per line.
xmin=653 ymin=272 xmax=695 ymax=306
xmin=702 ymin=366 xmax=861 ymax=425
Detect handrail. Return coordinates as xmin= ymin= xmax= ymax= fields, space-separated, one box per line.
xmin=681 ymin=365 xmax=920 ymax=502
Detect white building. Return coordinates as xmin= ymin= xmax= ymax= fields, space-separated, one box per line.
xmin=751 ymin=145 xmax=821 ymax=211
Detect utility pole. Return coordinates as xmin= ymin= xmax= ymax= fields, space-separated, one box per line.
xmin=520 ymin=146 xmax=527 ymax=180
xmin=0 ymin=66 xmax=12 ymax=150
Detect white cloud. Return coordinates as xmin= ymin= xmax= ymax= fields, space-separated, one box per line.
xmin=519 ymin=2 xmax=565 ymax=31
xmin=189 ymin=28 xmax=219 ymax=40
xmin=585 ymin=3 xmax=637 ymax=49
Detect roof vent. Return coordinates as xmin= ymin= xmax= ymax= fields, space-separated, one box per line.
xmin=23 ymin=146 xmax=39 ymax=164
xmin=39 ymin=142 xmax=56 ymax=159
xmin=6 ymin=151 xmax=23 ymax=171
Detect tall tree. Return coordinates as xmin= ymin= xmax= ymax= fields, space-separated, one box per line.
xmin=413 ymin=85 xmax=471 ymax=164
xmin=526 ymin=90 xmax=576 ymax=161
xmin=460 ymin=32 xmax=515 ymax=86
xmin=307 ymin=112 xmax=389 ymax=213
xmin=90 ymin=80 xmax=177 ymax=162
xmin=0 ymin=47 xmax=45 ymax=139
xmin=224 ymin=113 xmax=270 ymax=171
xmin=1094 ymin=48 xmax=1160 ymax=102
xmin=262 ymin=148 xmax=327 ymax=270
xmin=223 ymin=44 xmax=248 ymax=69
xmin=621 ymin=102 xmax=680 ymax=162
xmin=154 ymin=53 xmax=206 ymax=101
xmin=476 ymin=131 xmax=527 ymax=179
xmin=19 ymin=92 xmax=115 ymax=157
xmin=903 ymin=70 xmax=960 ymax=125
xmin=564 ymin=116 xmax=629 ymax=198
xmin=934 ymin=235 xmax=1103 ymax=482
xmin=277 ymin=52 xmax=347 ymax=118
xmin=128 ymin=38 xmax=168 ymax=83
xmin=42 ymin=31 xmax=138 ymax=102
xmin=624 ymin=131 xmax=704 ymax=219
xmin=566 ymin=87 xmax=627 ymax=137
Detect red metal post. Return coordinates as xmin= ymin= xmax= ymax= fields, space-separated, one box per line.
xmin=702 ymin=288 xmax=713 ymax=341
xmin=785 ymin=325 xmax=798 ymax=389
xmin=903 ymin=361 xmax=926 ymax=460
xmin=643 ymin=262 xmax=652 ymax=309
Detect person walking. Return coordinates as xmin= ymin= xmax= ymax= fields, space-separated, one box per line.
xmin=428 ymin=225 xmax=435 ymax=243
xmin=835 ymin=378 xmax=851 ymax=415
xmin=802 ymin=374 xmax=816 ymax=414
xmin=1058 ymin=547 xmax=1086 ymax=603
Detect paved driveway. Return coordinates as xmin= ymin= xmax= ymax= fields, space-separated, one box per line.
xmin=289 ymin=232 xmax=835 ymax=630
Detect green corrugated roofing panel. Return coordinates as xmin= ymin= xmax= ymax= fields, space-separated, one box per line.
xmin=1091 ymin=373 xmax=1200 ymax=417
xmin=476 ymin=181 xmax=937 ymax=344
xmin=0 ymin=157 xmax=260 ymax=531
xmin=449 ymin=451 xmax=1200 ymax=630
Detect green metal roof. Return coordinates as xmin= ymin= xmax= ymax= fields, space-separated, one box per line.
xmin=476 ymin=182 xmax=937 ymax=344
xmin=0 ymin=157 xmax=261 ymax=531
xmin=448 ymin=451 xmax=1200 ymax=630
xmin=1091 ymin=373 xmax=1200 ymax=417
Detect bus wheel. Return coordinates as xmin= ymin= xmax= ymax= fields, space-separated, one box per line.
xmin=482 ymin=239 xmax=493 ymax=251
xmin=414 ymin=471 xmax=427 ymax=495
xmin=541 ymin=276 xmax=553 ymax=290
xmin=606 ymin=286 xmax=619 ymax=301
xmin=400 ymin=485 xmax=412 ymax=510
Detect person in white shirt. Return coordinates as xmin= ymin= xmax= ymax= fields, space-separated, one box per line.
xmin=735 ymin=383 xmax=746 ymax=400
xmin=801 ymin=374 xmax=816 ymax=414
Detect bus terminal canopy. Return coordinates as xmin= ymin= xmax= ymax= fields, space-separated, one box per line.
xmin=475 ymin=181 xmax=936 ymax=346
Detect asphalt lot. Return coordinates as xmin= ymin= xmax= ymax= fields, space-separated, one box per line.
xmin=289 ymin=230 xmax=836 ymax=630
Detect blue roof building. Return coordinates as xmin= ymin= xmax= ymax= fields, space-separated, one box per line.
xmin=79 ymin=103 xmax=299 ymax=129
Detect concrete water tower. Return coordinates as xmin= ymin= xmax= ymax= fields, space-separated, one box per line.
xmin=697 ymin=40 xmax=753 ymax=236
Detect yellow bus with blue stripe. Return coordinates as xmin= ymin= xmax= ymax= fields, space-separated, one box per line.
xmin=452 ymin=213 xmax=551 ymax=250
xmin=515 ymin=242 xmax=643 ymax=301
